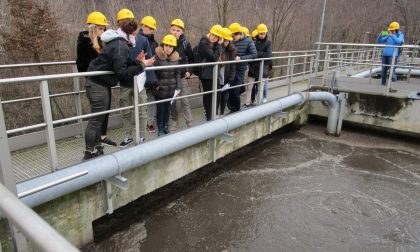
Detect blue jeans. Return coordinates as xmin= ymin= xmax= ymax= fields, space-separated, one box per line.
xmin=85 ymin=80 xmax=110 ymax=150
xmin=381 ymin=56 xmax=397 ymax=85
xmin=229 ymin=68 xmax=245 ymax=112
xmin=156 ymin=100 xmax=170 ymax=133
xmin=263 ymin=79 xmax=268 ymax=99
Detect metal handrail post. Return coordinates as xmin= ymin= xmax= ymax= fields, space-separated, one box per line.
xmin=287 ymin=52 xmax=291 ymax=87
xmin=302 ymin=52 xmax=308 ymax=82
xmin=407 ymin=48 xmax=415 ymax=83
xmin=257 ymin=60 xmax=264 ymax=105
xmin=40 ymin=80 xmax=58 ymax=171
xmin=210 ymin=65 xmax=218 ymax=163
xmin=72 ymin=65 xmax=84 ymax=137
xmin=368 ymin=47 xmax=376 ymax=84
xmin=0 ymin=99 xmax=30 ymax=251
xmin=211 ymin=65 xmax=218 ymax=120
xmin=322 ymin=45 xmax=330 ymax=86
xmin=308 ymin=56 xmax=314 ymax=89
xmin=386 ymin=48 xmax=398 ymax=94
xmin=288 ymin=58 xmax=295 ymax=95
xmin=133 ymin=75 xmax=141 ymax=144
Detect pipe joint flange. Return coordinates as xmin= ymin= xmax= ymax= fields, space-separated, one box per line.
xmin=292 ymin=91 xmax=306 ymax=106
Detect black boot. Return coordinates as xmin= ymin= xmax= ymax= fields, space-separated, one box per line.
xmin=95 ymin=145 xmax=104 ymax=156
xmin=83 ymin=149 xmax=96 ymax=160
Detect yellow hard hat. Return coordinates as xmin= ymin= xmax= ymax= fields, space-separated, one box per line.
xmin=257 ymin=23 xmax=268 ymax=33
xmin=210 ymin=24 xmax=224 ymax=38
xmin=141 ymin=16 xmax=157 ymax=29
xmin=221 ymin=28 xmax=233 ymax=41
xmin=162 ymin=34 xmax=177 ymax=47
xmin=241 ymin=27 xmax=250 ymax=37
xmin=251 ymin=29 xmax=258 ymax=38
xmin=388 ymin=21 xmax=400 ymax=31
xmin=86 ymin=12 xmax=108 ymax=26
xmin=117 ymin=8 xmax=135 ymax=21
xmin=171 ymin=19 xmax=185 ymax=29
xmin=228 ymin=22 xmax=242 ymax=34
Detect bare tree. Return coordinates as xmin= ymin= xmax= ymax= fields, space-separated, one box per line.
xmin=0 ymin=0 xmax=66 ymax=64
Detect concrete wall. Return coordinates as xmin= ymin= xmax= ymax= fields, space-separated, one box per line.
xmin=310 ymin=92 xmax=420 ymax=137
xmin=0 ymin=104 xmax=308 ymax=251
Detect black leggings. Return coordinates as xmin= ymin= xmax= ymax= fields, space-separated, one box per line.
xmin=200 ymin=79 xmax=213 ymax=121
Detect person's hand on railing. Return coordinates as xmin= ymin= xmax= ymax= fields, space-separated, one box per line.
xmin=235 ymin=56 xmax=241 ymax=60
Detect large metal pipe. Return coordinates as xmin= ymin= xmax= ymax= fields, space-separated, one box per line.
xmin=308 ymin=92 xmax=339 ymax=135
xmin=0 ymin=183 xmax=79 ymax=252
xmin=17 ymin=92 xmax=339 ymax=208
xmin=352 ymin=67 xmax=420 ymax=78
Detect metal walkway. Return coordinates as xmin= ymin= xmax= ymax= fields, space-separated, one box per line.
xmin=10 ymin=80 xmax=310 ymax=183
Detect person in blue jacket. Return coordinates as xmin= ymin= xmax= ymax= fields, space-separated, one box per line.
xmin=377 ymin=21 xmax=404 ymax=86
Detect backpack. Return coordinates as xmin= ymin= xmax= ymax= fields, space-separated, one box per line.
xmin=191 ymin=45 xmax=205 ymax=76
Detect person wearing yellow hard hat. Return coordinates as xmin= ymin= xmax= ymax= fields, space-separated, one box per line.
xmin=377 ymin=21 xmax=404 ymax=86
xmin=153 ymin=34 xmax=181 ymax=135
xmin=217 ymin=27 xmax=237 ymax=117
xmin=241 ymin=27 xmax=250 ymax=38
xmin=116 ymin=9 xmax=137 ymax=47
xmin=246 ymin=23 xmax=272 ymax=106
xmin=140 ymin=16 xmax=158 ymax=53
xmin=168 ymin=18 xmax=194 ymax=130
xmin=84 ymin=17 xmax=155 ymax=159
xmin=115 ymin=9 xmax=156 ymax=146
xmin=77 ymin=12 xmax=108 ymax=72
xmin=77 ymin=11 xmax=117 ymax=148
xmin=251 ymin=29 xmax=258 ymax=39
xmin=138 ymin=15 xmax=159 ymax=134
xmin=228 ymin=22 xmax=257 ymax=113
xmin=195 ymin=24 xmax=224 ymax=121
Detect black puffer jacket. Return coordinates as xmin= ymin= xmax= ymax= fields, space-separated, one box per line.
xmin=87 ymin=31 xmax=145 ymax=88
xmin=196 ymin=36 xmax=223 ymax=80
xmin=139 ymin=29 xmax=158 ymax=56
xmin=249 ymin=36 xmax=272 ymax=78
xmin=154 ymin=47 xmax=180 ymax=99
xmin=76 ymin=31 xmax=101 ymax=72
xmin=223 ymin=42 xmax=237 ymax=84
xmin=175 ymin=34 xmax=194 ymax=77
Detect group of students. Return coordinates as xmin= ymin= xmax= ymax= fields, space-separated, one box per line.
xmin=76 ymin=8 xmax=272 ymax=160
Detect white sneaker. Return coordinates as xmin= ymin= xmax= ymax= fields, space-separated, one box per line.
xmin=262 ymin=98 xmax=267 ymax=103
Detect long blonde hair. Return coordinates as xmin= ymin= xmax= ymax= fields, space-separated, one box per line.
xmin=88 ymin=25 xmax=102 ymax=53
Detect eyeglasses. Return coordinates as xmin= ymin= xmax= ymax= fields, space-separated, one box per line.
xmin=233 ymin=32 xmax=241 ymax=36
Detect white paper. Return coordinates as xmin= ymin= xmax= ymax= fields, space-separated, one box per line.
xmin=170 ymin=89 xmax=181 ymax=105
xmin=136 ymin=72 xmax=147 ymax=93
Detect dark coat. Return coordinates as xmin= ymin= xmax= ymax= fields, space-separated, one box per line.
xmin=174 ymin=34 xmax=194 ymax=77
xmin=222 ymin=42 xmax=237 ymax=84
xmin=139 ymin=29 xmax=158 ymax=56
xmin=122 ymin=33 xmax=157 ymax=88
xmin=196 ymin=36 xmax=223 ymax=80
xmin=87 ymin=37 xmax=145 ymax=88
xmin=76 ymin=31 xmax=101 ymax=72
xmin=248 ymin=36 xmax=272 ymax=78
xmin=154 ymin=47 xmax=180 ymax=99
xmin=233 ymin=35 xmax=257 ymax=71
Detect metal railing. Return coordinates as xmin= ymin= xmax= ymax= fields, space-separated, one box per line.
xmin=0 ymin=53 xmax=315 ymax=174
xmin=315 ymin=42 xmax=420 ymax=92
